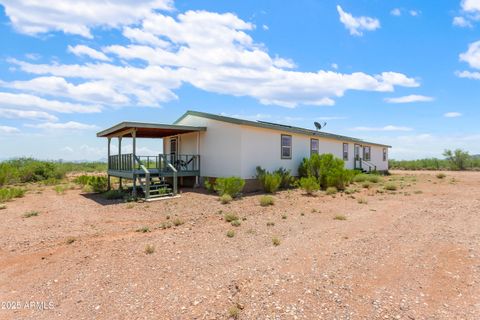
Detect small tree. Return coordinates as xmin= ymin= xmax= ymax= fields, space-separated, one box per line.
xmin=443 ymin=149 xmax=470 ymax=170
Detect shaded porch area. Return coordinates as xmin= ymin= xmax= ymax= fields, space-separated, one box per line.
xmin=97 ymin=122 xmax=206 ymax=200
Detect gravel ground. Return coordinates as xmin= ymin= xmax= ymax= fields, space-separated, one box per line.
xmin=0 ymin=171 xmax=479 ymax=319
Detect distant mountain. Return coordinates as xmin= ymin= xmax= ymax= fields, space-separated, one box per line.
xmin=472 ymin=154 xmax=480 ymax=159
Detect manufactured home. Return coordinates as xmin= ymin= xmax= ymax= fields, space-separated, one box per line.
xmin=97 ymin=111 xmax=390 ymax=199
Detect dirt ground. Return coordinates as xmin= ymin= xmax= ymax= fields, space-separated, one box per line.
xmin=0 ymin=170 xmax=479 ymax=319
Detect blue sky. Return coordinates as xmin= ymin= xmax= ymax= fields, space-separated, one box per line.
xmin=0 ymin=0 xmax=479 ymax=160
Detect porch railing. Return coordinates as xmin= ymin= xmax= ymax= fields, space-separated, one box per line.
xmin=108 ymin=154 xmax=200 ymax=173
xmin=109 ymin=154 xmax=133 ymax=171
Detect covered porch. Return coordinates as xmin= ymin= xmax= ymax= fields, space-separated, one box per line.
xmin=97 ymin=122 xmax=206 ymax=200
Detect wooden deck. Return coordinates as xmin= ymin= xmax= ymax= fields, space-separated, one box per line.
xmin=106 ymin=153 xmax=200 ymax=199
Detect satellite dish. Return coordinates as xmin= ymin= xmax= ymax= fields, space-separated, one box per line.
xmin=314 ymin=121 xmax=327 ymax=131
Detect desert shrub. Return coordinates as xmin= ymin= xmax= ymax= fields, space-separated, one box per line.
xmin=298 ymin=153 xmax=355 ymax=190
xmin=0 ymin=158 xmax=106 ymax=186
xmin=136 ymin=226 xmax=150 ymax=233
xmin=272 ymin=237 xmax=281 ymax=246
xmin=0 ymin=187 xmax=26 ymax=202
xmin=74 ymin=175 xmax=107 ymax=193
xmin=298 ymin=176 xmax=320 ymax=195
xmin=256 ymin=167 xmax=281 ymax=193
xmin=326 ymin=168 xmax=356 ymax=190
xmin=54 ymin=185 xmax=66 ymax=195
xmin=226 ymin=230 xmax=235 ymax=238
xmin=436 ymin=173 xmax=446 ymax=179
xmin=384 ymin=182 xmax=398 ymax=191
xmin=334 ymin=214 xmax=346 ymax=221
xmin=214 ymin=177 xmax=245 ymax=197
xmin=224 ymin=212 xmax=239 ymax=222
xmin=66 ymin=237 xmax=76 ymax=244
xmin=357 ymin=198 xmax=368 ymax=204
xmin=102 ymin=189 xmax=125 ymax=200
xmin=145 ymin=244 xmax=155 ymax=254
xmin=273 ymin=167 xmax=294 ymax=189
xmin=0 ymin=204 xmax=6 ymax=210
xmin=443 ymin=149 xmax=470 ymax=170
xmin=345 ymin=187 xmax=358 ymax=195
xmin=23 ymin=211 xmax=39 ymax=218
xmin=325 ymin=186 xmax=338 ymax=195
xmin=228 ymin=306 xmax=240 ymax=319
xmin=231 ymin=220 xmax=241 ymax=227
xmin=220 ymin=194 xmax=233 ymax=204
xmin=259 ymin=195 xmax=275 ymax=206
xmin=172 ymin=218 xmax=184 ymax=226
xmin=361 ymin=181 xmax=371 ymax=189
xmin=204 ymin=178 xmax=216 ymax=193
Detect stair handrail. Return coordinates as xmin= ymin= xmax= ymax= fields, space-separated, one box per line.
xmin=362 ymin=159 xmax=377 ymax=172
xmin=134 ymin=155 xmax=151 ymax=199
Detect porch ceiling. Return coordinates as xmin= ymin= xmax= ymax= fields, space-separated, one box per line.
xmin=96 ymin=122 xmax=206 ymax=138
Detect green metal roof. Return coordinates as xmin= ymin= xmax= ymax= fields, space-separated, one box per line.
xmin=174 ymin=110 xmax=391 ymax=148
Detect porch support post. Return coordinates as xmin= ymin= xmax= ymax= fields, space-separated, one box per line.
xmin=194 ymin=131 xmax=200 ymax=187
xmin=118 ymin=137 xmax=123 ymax=189
xmin=132 ymin=129 xmax=137 ymax=199
xmin=107 ymin=138 xmax=111 ymax=190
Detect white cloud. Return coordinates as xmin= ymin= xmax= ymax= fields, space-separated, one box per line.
xmin=2 ymin=76 xmax=130 ymax=105
xmin=444 ymin=112 xmax=462 ymax=118
xmin=462 ymin=0 xmax=480 ymax=12
xmin=336 ymin=5 xmax=380 ymax=36
xmin=0 ymin=92 xmax=101 ymax=113
xmin=262 ymin=24 xmax=269 ymax=31
xmin=391 ymin=8 xmax=402 ymax=16
xmin=459 ymin=41 xmax=480 ymax=69
xmin=409 ymin=10 xmax=420 ymax=17
xmin=456 ymin=70 xmax=480 ymax=79
xmin=331 ymin=63 xmax=339 ymax=70
xmin=3 ymin=9 xmax=417 ymax=108
xmin=68 ymin=45 xmax=111 ymax=61
xmin=0 ymin=125 xmax=20 ymax=134
xmin=350 ymin=125 xmax=413 ymax=132
xmin=453 ymin=16 xmax=473 ymax=27
xmin=315 ymin=116 xmax=346 ymax=120
xmin=0 ymin=108 xmax=58 ymax=121
xmin=0 ymin=0 xmax=173 ymax=38
xmin=385 ymin=94 xmax=434 ymax=103
xmin=27 ymin=121 xmax=97 ymax=130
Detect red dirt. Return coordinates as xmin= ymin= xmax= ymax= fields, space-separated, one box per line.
xmin=0 ymin=171 xmax=479 ymax=319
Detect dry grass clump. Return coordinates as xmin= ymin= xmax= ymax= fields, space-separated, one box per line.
xmin=172 ymin=218 xmax=184 ymax=226
xmin=436 ymin=173 xmax=446 ymax=179
xmin=231 ymin=220 xmax=241 ymax=227
xmin=66 ymin=237 xmax=76 ymax=244
xmin=357 ymin=198 xmax=368 ymax=204
xmin=384 ymin=182 xmax=398 ymax=191
xmin=334 ymin=214 xmax=347 ymax=221
xmin=136 ymin=226 xmax=150 ymax=233
xmin=145 ymin=244 xmax=155 ymax=254
xmin=224 ymin=212 xmax=239 ymax=222
xmin=259 ymin=195 xmax=275 ymax=206
xmin=220 ymin=194 xmax=233 ymax=204
xmin=226 ymin=230 xmax=235 ymax=238
xmin=272 ymin=237 xmax=281 ymax=246
xmin=23 ymin=211 xmax=39 ymax=218
xmin=325 ymin=187 xmax=337 ymax=195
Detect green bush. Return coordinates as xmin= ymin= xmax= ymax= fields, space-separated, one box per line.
xmin=0 ymin=187 xmax=26 ymax=202
xmin=204 ymin=179 xmax=216 ymax=193
xmin=0 ymin=158 xmax=106 ymax=186
xmin=273 ymin=167 xmax=294 ymax=189
xmin=214 ymin=177 xmax=245 ymax=197
xmin=436 ymin=173 xmax=446 ymax=179
xmin=298 ymin=153 xmax=355 ymax=190
xmin=298 ymin=176 xmax=320 ymax=195
xmin=74 ymin=175 xmax=108 ymax=193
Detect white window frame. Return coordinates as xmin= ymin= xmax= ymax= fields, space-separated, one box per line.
xmin=281 ymin=134 xmax=292 ymax=159
xmin=310 ymin=138 xmax=319 ymax=156
xmin=363 ymin=146 xmax=371 ymax=161
xmin=343 ymin=143 xmax=349 ymax=161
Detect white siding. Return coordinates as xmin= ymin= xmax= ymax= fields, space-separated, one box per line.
xmin=175 ymin=115 xmax=243 ymax=177
xmin=174 ymin=114 xmax=389 ymax=178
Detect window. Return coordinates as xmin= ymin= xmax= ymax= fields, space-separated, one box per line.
xmin=354 ymin=144 xmax=361 ymax=160
xmin=383 ymin=148 xmax=387 ymax=161
xmin=281 ymin=134 xmax=292 ymax=159
xmin=343 ymin=143 xmax=349 ymax=161
xmin=310 ymin=138 xmax=319 ymax=156
xmin=363 ymin=146 xmax=371 ymax=161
